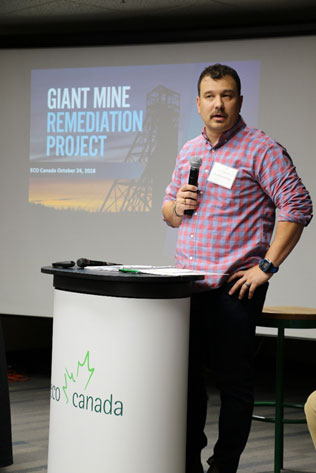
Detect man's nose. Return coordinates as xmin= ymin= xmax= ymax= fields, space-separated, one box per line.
xmin=214 ymin=95 xmax=224 ymax=108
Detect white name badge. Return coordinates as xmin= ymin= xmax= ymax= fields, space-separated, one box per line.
xmin=207 ymin=161 xmax=238 ymax=189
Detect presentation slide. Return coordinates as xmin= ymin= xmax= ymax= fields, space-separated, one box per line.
xmin=29 ymin=62 xmax=259 ymax=213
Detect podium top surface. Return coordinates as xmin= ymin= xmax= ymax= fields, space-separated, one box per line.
xmin=41 ymin=266 xmax=204 ymax=299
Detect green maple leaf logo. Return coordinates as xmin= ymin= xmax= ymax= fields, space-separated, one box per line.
xmin=62 ymin=350 xmax=95 ymax=404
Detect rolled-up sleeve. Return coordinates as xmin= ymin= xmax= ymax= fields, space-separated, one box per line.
xmin=162 ymin=144 xmax=189 ymax=210
xmin=257 ymin=144 xmax=313 ymax=227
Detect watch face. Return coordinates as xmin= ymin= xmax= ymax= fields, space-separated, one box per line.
xmin=260 ymin=259 xmax=278 ymax=273
xmin=261 ymin=260 xmax=270 ymax=272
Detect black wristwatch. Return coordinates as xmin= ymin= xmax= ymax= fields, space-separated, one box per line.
xmin=259 ymin=258 xmax=279 ymax=274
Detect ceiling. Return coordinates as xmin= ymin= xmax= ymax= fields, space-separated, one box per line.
xmin=1 ymin=0 xmax=316 ymax=47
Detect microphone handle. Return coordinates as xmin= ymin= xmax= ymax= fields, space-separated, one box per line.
xmin=184 ymin=167 xmax=199 ymax=216
xmin=77 ymin=258 xmax=113 ymax=268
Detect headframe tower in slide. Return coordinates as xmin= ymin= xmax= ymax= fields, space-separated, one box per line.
xmin=100 ymin=85 xmax=180 ymax=213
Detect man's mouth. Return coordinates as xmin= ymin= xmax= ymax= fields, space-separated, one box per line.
xmin=212 ymin=113 xmax=226 ymax=120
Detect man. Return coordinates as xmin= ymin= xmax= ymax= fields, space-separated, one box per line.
xmin=162 ymin=64 xmax=313 ymax=473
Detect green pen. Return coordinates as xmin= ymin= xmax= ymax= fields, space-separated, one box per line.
xmin=119 ymin=268 xmax=139 ymax=273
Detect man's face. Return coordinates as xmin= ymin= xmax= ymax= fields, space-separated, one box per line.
xmin=196 ymin=75 xmax=243 ymax=143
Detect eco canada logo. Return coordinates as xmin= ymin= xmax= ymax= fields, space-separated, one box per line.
xmin=50 ymin=350 xmax=124 ymax=416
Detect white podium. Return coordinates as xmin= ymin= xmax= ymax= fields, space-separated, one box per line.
xmin=42 ymin=267 xmax=203 ymax=473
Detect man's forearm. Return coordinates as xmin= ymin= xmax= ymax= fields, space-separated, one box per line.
xmin=162 ymin=185 xmax=199 ymax=228
xmin=162 ymin=200 xmax=183 ymax=228
xmin=228 ymin=220 xmax=305 ymax=299
xmin=265 ymin=221 xmax=304 ymax=267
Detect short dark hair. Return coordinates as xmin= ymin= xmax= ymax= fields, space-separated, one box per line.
xmin=197 ymin=64 xmax=241 ymax=96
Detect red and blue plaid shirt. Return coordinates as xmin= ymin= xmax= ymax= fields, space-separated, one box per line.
xmin=164 ymin=117 xmax=313 ymax=289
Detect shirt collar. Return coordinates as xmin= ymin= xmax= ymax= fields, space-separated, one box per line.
xmin=202 ymin=115 xmax=246 ymax=148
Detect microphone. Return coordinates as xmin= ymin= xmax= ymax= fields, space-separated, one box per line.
xmin=184 ymin=156 xmax=202 ymax=216
xmin=77 ymin=258 xmax=117 ymax=268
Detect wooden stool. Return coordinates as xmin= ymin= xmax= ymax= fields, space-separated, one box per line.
xmin=254 ymin=306 xmax=316 ymax=473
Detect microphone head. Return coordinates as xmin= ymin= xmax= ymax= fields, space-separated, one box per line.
xmin=190 ymin=156 xmax=202 ymax=169
xmin=76 ymin=258 xmax=89 ymax=268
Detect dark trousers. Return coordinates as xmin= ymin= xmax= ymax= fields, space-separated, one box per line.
xmin=186 ymin=282 xmax=268 ymax=473
xmin=0 ymin=320 xmax=13 ymax=468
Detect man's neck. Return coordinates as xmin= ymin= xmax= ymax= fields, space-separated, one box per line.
xmin=205 ymin=116 xmax=243 ymax=146
xmin=206 ymin=130 xmax=221 ymax=146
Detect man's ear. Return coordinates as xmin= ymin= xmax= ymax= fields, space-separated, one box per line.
xmin=196 ymin=95 xmax=201 ymax=114
xmin=239 ymin=95 xmax=243 ymax=111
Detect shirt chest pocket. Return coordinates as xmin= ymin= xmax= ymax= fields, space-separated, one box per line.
xmin=202 ymin=169 xmax=256 ymax=203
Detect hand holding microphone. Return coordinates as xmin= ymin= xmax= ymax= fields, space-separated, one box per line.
xmin=175 ymin=156 xmax=202 ymax=217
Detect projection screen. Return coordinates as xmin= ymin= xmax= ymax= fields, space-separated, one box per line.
xmin=0 ymin=35 xmax=315 ymax=338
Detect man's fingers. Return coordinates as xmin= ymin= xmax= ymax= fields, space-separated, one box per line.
xmin=227 ymin=271 xmax=245 ymax=283
xmin=229 ymin=278 xmax=256 ymax=300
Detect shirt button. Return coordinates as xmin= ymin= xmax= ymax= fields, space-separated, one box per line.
xmin=190 ymin=234 xmax=194 ymax=238
xmin=189 ymin=256 xmax=193 ymax=260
